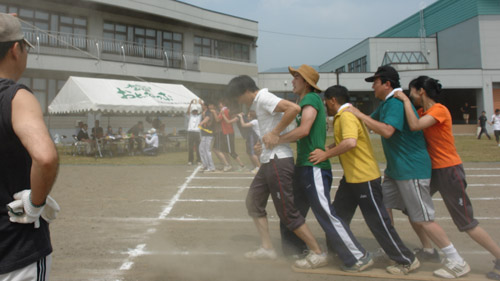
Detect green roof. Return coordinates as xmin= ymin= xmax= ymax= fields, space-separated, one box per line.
xmin=377 ymin=0 xmax=500 ymax=38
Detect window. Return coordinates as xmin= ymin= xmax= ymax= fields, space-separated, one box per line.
xmin=162 ymin=31 xmax=183 ymax=67
xmin=348 ymin=56 xmax=367 ymax=73
xmin=194 ymin=36 xmax=213 ymax=57
xmin=382 ymin=51 xmax=429 ymax=65
xmin=196 ymin=36 xmax=250 ymax=62
xmin=335 ymin=66 xmax=345 ymax=73
xmin=1 ymin=4 xmax=88 ymax=49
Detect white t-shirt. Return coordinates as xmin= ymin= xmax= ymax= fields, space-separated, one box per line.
xmin=492 ymin=114 xmax=500 ymax=131
xmin=187 ymin=114 xmax=201 ymax=132
xmin=145 ymin=133 xmax=159 ymax=148
xmin=251 ymin=88 xmax=293 ymax=163
xmin=249 ymin=119 xmax=261 ymax=139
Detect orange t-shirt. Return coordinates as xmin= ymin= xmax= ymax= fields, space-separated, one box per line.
xmin=418 ymin=103 xmax=462 ymax=169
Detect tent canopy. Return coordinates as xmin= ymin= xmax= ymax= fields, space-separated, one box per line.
xmin=48 ymin=76 xmax=199 ymax=114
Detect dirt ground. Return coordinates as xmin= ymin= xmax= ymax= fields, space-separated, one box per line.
xmin=48 ymin=162 xmax=500 ymax=281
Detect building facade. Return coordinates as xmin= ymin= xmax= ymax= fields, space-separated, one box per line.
xmin=2 ymin=0 xmax=258 ymax=131
xmin=259 ymin=0 xmax=500 ymax=125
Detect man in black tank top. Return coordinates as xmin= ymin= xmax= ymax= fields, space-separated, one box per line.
xmin=0 ymin=13 xmax=59 ymax=280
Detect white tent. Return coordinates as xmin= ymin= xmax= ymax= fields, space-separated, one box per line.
xmin=48 ymin=76 xmax=199 ymax=114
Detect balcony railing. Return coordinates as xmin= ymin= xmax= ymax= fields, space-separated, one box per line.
xmin=23 ymin=29 xmax=201 ymax=70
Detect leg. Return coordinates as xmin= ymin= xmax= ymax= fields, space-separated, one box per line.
xmin=304 ymin=167 xmax=366 ymax=267
xmin=187 ymin=132 xmax=194 ymax=163
xmin=356 ymin=178 xmax=415 ymax=265
xmin=252 ymin=216 xmax=273 ymax=250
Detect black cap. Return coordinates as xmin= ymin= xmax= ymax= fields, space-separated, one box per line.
xmin=365 ymin=65 xmax=399 ymax=83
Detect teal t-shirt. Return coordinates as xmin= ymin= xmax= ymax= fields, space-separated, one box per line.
xmin=371 ymin=96 xmax=431 ymax=180
xmin=295 ymin=92 xmax=331 ymax=170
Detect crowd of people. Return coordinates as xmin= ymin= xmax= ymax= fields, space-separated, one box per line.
xmin=186 ymin=98 xmax=261 ymax=173
xmin=223 ymin=65 xmax=500 ymax=280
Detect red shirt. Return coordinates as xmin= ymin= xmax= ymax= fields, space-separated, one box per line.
xmin=219 ymin=107 xmax=234 ymax=135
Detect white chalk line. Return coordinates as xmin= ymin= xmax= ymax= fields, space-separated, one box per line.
xmin=117 ymin=165 xmax=202 ymax=274
xmin=162 ymin=216 xmax=500 ymax=222
xmin=176 ymin=197 xmax=500 ymax=203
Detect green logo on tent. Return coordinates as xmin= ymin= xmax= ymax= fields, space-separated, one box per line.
xmin=116 ymin=84 xmax=173 ymax=101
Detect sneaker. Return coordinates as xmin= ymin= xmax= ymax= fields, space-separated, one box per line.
xmin=487 ymin=259 xmax=500 ymax=280
xmin=235 ymin=165 xmax=246 ymax=172
xmin=203 ymin=169 xmax=216 ymax=173
xmin=244 ymin=247 xmax=277 ymax=260
xmin=386 ymin=258 xmax=420 ymax=275
xmin=187 ymin=162 xmax=192 ymax=166
xmin=433 ymin=258 xmax=470 ymax=279
xmin=414 ymin=248 xmax=441 ymax=263
xmin=223 ymin=165 xmax=232 ymax=172
xmin=294 ymin=251 xmax=328 ymax=269
xmin=251 ymin=167 xmax=259 ymax=174
xmin=341 ymin=252 xmax=374 ymax=272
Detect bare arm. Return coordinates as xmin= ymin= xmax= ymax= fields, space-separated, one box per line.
xmin=278 ymin=105 xmax=317 ymax=144
xmin=11 ymin=89 xmax=59 ymax=206
xmin=344 ymin=106 xmax=396 ymax=139
xmin=198 ymin=115 xmax=210 ymax=127
xmin=308 ymin=138 xmax=357 ymax=165
xmin=238 ymin=115 xmax=253 ymax=128
xmin=262 ymin=99 xmax=300 ymax=148
xmin=393 ymin=91 xmax=437 ymax=131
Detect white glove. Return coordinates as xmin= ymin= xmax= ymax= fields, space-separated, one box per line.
xmin=41 ymin=195 xmax=60 ymax=223
xmin=6 ymin=190 xmax=45 ymax=228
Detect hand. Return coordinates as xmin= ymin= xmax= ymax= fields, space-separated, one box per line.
xmin=7 ymin=190 xmax=45 ymax=228
xmin=41 ymin=196 xmax=60 ymax=223
xmin=393 ymin=90 xmax=408 ymax=102
xmin=262 ymin=131 xmax=279 ymax=149
xmin=254 ymin=141 xmax=262 ymax=157
xmin=343 ymin=106 xmax=362 ymax=118
xmin=309 ymin=148 xmax=328 ymax=165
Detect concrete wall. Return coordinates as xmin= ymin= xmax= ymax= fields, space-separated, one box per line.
xmin=438 ymin=17 xmax=482 ymax=69
xmin=479 ymin=15 xmax=500 ymax=69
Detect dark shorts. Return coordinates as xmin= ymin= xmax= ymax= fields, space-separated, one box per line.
xmin=430 ymin=164 xmax=478 ymax=231
xmin=495 ymin=130 xmax=500 ymax=141
xmin=224 ymin=133 xmax=238 ymax=159
xmin=246 ymin=157 xmax=305 ymax=231
xmin=213 ymin=131 xmax=226 ymax=152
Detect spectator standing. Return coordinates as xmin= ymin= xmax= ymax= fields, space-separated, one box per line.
xmin=198 ymin=101 xmax=216 ymax=172
xmin=478 ymin=111 xmax=491 ymax=140
xmin=186 ymin=99 xmax=202 ymax=165
xmin=218 ymin=100 xmax=246 ymax=171
xmin=237 ymin=111 xmax=261 ymax=173
xmin=492 ymin=109 xmax=500 ymax=147
xmin=0 ymin=13 xmax=59 ymax=280
xmin=461 ymin=102 xmax=471 ymax=124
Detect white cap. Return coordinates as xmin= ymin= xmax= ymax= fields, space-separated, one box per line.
xmin=148 ymin=128 xmax=156 ymax=134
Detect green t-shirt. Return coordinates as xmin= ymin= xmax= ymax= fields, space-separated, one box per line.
xmin=295 ymin=92 xmax=331 ymax=170
xmin=371 ymin=96 xmax=431 ymax=180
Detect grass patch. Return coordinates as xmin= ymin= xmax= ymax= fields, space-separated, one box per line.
xmin=57 ymin=135 xmax=499 ymax=166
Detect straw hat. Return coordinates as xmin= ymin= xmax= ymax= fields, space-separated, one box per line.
xmin=288 ymin=64 xmax=322 ymax=92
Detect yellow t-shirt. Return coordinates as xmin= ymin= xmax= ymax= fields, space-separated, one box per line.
xmin=334 ymin=108 xmax=381 ymax=183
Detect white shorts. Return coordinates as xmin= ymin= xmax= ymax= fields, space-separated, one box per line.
xmin=0 ymin=254 xmax=51 ymax=281
xmin=382 ymin=176 xmax=435 ymax=222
